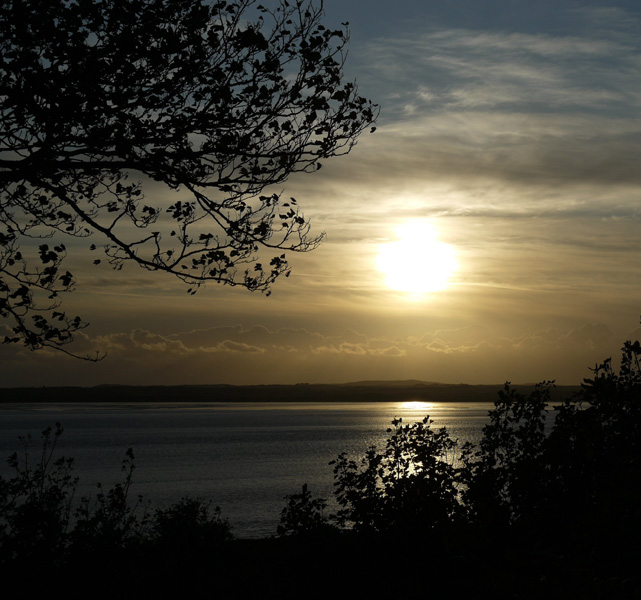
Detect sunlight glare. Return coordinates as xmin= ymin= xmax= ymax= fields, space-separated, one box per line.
xmin=377 ymin=222 xmax=457 ymax=294
xmin=401 ymin=401 xmax=434 ymax=411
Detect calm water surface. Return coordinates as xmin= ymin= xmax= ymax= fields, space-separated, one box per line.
xmin=0 ymin=401 xmax=495 ymax=538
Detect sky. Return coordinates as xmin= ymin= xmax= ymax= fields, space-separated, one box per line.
xmin=2 ymin=0 xmax=641 ymax=387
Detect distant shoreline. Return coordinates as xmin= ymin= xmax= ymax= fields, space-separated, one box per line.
xmin=0 ymin=381 xmax=582 ymax=404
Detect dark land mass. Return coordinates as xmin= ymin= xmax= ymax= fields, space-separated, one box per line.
xmin=0 ymin=381 xmax=582 ymax=404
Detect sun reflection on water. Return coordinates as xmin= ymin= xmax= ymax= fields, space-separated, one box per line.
xmin=400 ymin=401 xmax=435 ymax=412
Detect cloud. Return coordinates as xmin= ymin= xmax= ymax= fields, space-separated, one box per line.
xmin=410 ymin=324 xmax=497 ymax=348
xmin=352 ymin=113 xmax=641 ymax=196
xmin=373 ymin=346 xmax=405 ymax=357
xmin=560 ymin=323 xmax=617 ymax=350
xmin=214 ymin=340 xmax=265 ymax=353
xmin=0 ymin=321 xmax=628 ymax=387
xmin=321 ymin=15 xmax=641 ymax=214
xmin=97 ymin=329 xmax=191 ymax=354
xmin=361 ymin=21 xmax=641 ymax=116
xmin=310 ymin=340 xmax=405 ymax=357
xmin=169 ymin=325 xmax=327 ymax=350
xmin=168 ymin=325 xmax=244 ymax=348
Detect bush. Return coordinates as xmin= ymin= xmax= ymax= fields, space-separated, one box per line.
xmin=0 ymin=423 xmax=76 ymax=565
xmin=280 ymin=334 xmax=641 ymax=551
xmin=271 ymin=337 xmax=641 ymax=595
xmin=277 ymin=483 xmax=334 ymax=536
xmin=0 ymin=426 xmax=233 ymax=583
xmin=330 ymin=416 xmax=460 ymax=534
xmin=153 ymin=496 xmax=232 ymax=549
xmin=459 ymin=381 xmax=552 ymax=527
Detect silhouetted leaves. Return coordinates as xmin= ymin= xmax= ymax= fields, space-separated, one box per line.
xmin=0 ymin=424 xmax=233 ymax=586
xmin=330 ymin=416 xmax=460 ymax=534
xmin=0 ymin=0 xmax=378 ymax=355
xmin=277 ymin=483 xmax=333 ymax=536
xmin=278 ymin=332 xmax=641 ymax=597
xmin=3 ymin=329 xmax=641 ymax=597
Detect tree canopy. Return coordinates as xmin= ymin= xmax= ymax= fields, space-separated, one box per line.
xmin=0 ymin=0 xmax=377 ymax=357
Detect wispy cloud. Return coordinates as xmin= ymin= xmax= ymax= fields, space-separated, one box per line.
xmin=358 ymin=19 xmax=641 ymax=117
xmin=297 ymin=10 xmax=641 ymax=266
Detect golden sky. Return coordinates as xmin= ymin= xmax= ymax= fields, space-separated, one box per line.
xmin=2 ymin=0 xmax=641 ymax=387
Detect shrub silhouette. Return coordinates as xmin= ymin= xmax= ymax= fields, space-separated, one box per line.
xmin=330 ymin=416 xmax=460 ymax=534
xmin=71 ymin=447 xmax=151 ymax=556
xmin=0 ymin=424 xmax=232 ymax=590
xmin=3 ymin=335 xmax=641 ymax=596
xmin=0 ymin=423 xmax=76 ymax=566
xmin=458 ymin=340 xmax=641 ymax=538
xmin=272 ymin=339 xmax=641 ymax=595
xmin=277 ymin=483 xmax=333 ymax=536
xmin=459 ymin=381 xmax=552 ymax=527
xmin=280 ymin=335 xmax=641 ymax=556
xmin=153 ymin=496 xmax=232 ymax=550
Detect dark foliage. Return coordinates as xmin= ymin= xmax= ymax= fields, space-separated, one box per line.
xmin=152 ymin=496 xmax=232 ymax=548
xmin=276 ymin=335 xmax=641 ymax=597
xmin=329 ymin=416 xmax=460 ymax=534
xmin=277 ymin=483 xmax=333 ymax=536
xmin=298 ymin=338 xmax=641 ymax=541
xmin=71 ymin=447 xmax=151 ymax=555
xmin=459 ymin=380 xmax=552 ymax=527
xmin=0 ymin=0 xmax=377 ymax=356
xmin=3 ymin=335 xmax=641 ymax=597
xmin=0 ymin=423 xmax=232 ymax=597
xmin=0 ymin=423 xmax=76 ymax=565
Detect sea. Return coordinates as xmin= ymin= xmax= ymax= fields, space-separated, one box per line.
xmin=0 ymin=400 xmax=497 ymax=538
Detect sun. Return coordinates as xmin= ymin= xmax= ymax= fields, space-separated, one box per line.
xmin=376 ymin=222 xmax=457 ymax=294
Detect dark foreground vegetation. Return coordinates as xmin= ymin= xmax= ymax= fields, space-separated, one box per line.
xmin=2 ymin=340 xmax=641 ymax=598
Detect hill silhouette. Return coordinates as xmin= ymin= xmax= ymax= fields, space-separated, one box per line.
xmin=1 ymin=381 xmax=581 ymax=404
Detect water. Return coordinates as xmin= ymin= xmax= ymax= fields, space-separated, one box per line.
xmin=0 ymin=401 xmax=495 ymax=538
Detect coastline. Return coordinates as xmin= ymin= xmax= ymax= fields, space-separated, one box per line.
xmin=0 ymin=381 xmax=582 ymax=404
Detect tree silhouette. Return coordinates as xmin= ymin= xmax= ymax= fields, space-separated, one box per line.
xmin=0 ymin=0 xmax=377 ymax=356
